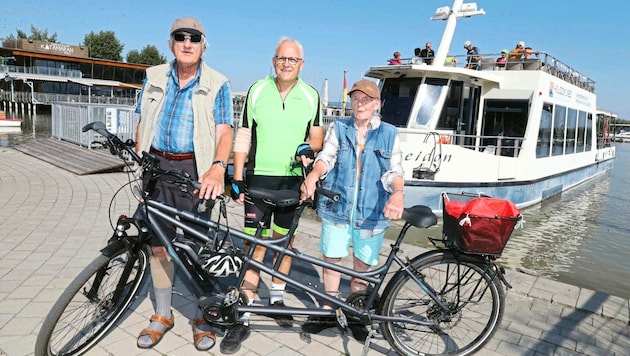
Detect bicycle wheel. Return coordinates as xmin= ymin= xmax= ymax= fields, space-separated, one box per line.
xmin=379 ymin=250 xmax=504 ymax=356
xmin=35 ymin=246 xmax=149 ymax=356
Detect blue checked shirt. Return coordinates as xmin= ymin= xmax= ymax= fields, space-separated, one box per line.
xmin=136 ymin=62 xmax=233 ymax=153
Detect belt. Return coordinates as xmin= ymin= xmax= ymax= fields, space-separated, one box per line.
xmin=150 ymin=147 xmax=194 ymax=161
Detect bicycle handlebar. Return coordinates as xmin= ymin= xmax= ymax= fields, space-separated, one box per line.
xmin=82 ymin=121 xmax=202 ymax=192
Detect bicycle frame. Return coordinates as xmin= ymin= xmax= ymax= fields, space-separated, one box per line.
xmin=128 ymin=192 xmax=453 ymax=328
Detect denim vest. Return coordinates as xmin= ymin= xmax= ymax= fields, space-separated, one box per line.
xmin=317 ymin=117 xmax=398 ymax=230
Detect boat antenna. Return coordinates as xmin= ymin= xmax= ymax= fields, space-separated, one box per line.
xmin=431 ymin=0 xmax=485 ymax=67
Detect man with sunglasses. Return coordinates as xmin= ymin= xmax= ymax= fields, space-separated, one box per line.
xmin=135 ymin=16 xmax=233 ymax=352
xmin=227 ymin=36 xmax=324 ymax=354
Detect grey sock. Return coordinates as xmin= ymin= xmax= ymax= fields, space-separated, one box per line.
xmin=138 ymin=287 xmax=172 ymax=347
xmin=193 ymin=308 xmax=215 ymax=349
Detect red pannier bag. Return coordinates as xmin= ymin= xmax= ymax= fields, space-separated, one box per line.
xmin=442 ymin=192 xmax=523 ymax=256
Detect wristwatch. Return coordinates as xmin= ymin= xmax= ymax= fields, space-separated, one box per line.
xmin=212 ymin=160 xmax=228 ymax=169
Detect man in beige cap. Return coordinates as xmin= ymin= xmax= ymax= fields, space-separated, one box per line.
xmin=135 ymin=16 xmax=233 ymax=351
xmin=299 ymin=79 xmax=404 ymax=341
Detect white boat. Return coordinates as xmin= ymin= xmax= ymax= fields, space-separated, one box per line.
xmin=0 ymin=111 xmax=22 ymax=127
xmin=362 ymin=0 xmax=615 ymax=212
xmin=0 ymin=118 xmax=22 ymax=127
xmin=615 ymin=130 xmax=630 ymax=143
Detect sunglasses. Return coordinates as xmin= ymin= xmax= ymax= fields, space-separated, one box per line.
xmin=172 ymin=33 xmax=202 ymax=43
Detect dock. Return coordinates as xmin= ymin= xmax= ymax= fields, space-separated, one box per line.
xmin=0 ymin=148 xmax=628 ymax=355
xmin=13 ymin=138 xmax=126 ymax=175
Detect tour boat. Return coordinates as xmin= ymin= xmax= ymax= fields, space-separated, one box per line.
xmin=363 ymin=1 xmax=616 ymax=211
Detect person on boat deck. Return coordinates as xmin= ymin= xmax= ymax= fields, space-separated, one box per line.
xmin=299 ymin=79 xmax=405 ymax=341
xmin=388 ymin=51 xmax=403 ymax=65
xmin=496 ymin=49 xmax=508 ymax=67
xmin=229 ymin=36 xmax=324 ymax=354
xmin=508 ymin=41 xmax=538 ymax=60
xmin=445 ymin=51 xmax=458 ymax=66
xmin=410 ymin=47 xmax=422 ymax=64
xmin=420 ymin=41 xmax=435 ymax=65
xmin=464 ymin=40 xmax=482 ymax=70
xmin=134 ymin=16 xmax=233 ymax=352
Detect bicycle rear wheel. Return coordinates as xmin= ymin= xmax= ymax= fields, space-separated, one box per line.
xmin=379 ymin=250 xmax=504 ymax=356
xmin=35 ymin=246 xmax=149 ymax=356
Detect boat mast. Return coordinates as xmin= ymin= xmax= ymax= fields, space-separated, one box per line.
xmin=432 ymin=0 xmax=485 ymax=67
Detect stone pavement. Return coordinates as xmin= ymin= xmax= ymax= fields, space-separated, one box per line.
xmin=0 ymin=147 xmax=629 ymax=356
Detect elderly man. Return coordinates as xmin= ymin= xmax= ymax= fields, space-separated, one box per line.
xmin=135 ymin=16 xmax=233 ymax=351
xmin=300 ymin=79 xmax=405 ymax=341
xmin=226 ymin=36 xmax=324 ymax=354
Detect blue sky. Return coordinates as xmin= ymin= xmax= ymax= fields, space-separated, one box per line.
xmin=3 ymin=1 xmax=629 ymax=119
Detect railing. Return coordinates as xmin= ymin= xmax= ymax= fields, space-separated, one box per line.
xmin=52 ymin=102 xmax=137 ymax=148
xmin=397 ymin=51 xmax=595 ymax=93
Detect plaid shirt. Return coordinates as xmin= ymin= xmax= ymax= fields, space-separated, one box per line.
xmin=136 ymin=62 xmax=232 ymax=153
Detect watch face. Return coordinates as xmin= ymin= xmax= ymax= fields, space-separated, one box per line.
xmin=214 ymin=160 xmax=227 ymax=168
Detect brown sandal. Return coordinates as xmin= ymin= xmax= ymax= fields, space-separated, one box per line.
xmin=137 ymin=313 xmax=175 ymax=348
xmin=192 ymin=318 xmax=217 ymax=351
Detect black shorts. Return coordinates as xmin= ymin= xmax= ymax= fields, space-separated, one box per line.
xmin=244 ymin=175 xmax=302 ymax=233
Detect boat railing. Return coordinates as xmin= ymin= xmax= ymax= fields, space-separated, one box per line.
xmin=398 ymin=51 xmax=594 ymax=93
xmin=437 ymin=132 xmax=524 ymax=158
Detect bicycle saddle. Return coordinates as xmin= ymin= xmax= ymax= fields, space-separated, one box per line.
xmin=247 ymin=187 xmax=299 ymax=208
xmin=402 ymin=205 xmax=438 ymax=228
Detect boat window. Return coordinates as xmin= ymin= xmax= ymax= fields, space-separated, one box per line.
xmin=380 ymin=77 xmax=423 ymax=127
xmin=413 ymin=78 xmax=449 ymax=129
xmin=436 ymin=81 xmax=463 ymax=131
xmin=482 ymin=99 xmax=528 ymax=157
xmin=552 ymin=105 xmax=567 ymax=156
xmin=537 ymin=103 xmax=553 ymax=158
xmin=586 ymin=113 xmax=593 ymax=150
xmin=566 ymin=108 xmax=578 ymax=154
xmin=576 ymin=111 xmax=586 ymax=152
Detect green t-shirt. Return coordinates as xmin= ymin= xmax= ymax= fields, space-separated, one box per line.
xmin=241 ymin=76 xmax=321 ymax=176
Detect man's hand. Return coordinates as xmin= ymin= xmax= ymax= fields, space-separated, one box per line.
xmin=198 ymin=165 xmax=225 ymax=200
xmin=231 ymin=179 xmax=246 ymax=205
xmin=295 ymin=143 xmax=315 ymax=168
xmin=384 ymin=190 xmax=404 ymax=220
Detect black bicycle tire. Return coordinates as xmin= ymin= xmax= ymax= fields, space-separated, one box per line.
xmin=35 ymin=247 xmax=149 ymax=356
xmin=379 ymin=251 xmax=504 ymax=356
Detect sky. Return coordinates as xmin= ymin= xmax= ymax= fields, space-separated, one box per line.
xmin=3 ymin=0 xmax=630 ymax=119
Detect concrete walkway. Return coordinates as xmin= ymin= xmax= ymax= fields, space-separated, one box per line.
xmin=0 ymin=147 xmax=629 ymax=356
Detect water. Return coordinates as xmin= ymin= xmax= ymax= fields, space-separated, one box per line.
xmin=0 ymin=110 xmax=53 ymax=147
xmin=5 ymin=113 xmax=630 ymax=299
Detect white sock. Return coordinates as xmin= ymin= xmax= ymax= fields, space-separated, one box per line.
xmin=240 ymin=299 xmax=253 ymax=326
xmin=269 ymin=282 xmax=286 ymax=304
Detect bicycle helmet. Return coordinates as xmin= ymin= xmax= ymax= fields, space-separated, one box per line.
xmin=199 ymin=245 xmax=244 ymax=277
xmin=464 ymin=40 xmax=472 ymax=48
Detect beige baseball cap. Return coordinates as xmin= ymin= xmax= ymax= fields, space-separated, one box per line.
xmin=348 ymin=80 xmax=380 ymax=100
xmin=170 ymin=16 xmax=205 ymax=36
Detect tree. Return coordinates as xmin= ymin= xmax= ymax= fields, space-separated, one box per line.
xmin=83 ymin=31 xmax=124 ymax=61
xmin=3 ymin=25 xmax=57 ymax=42
xmin=126 ymin=45 xmax=167 ymax=65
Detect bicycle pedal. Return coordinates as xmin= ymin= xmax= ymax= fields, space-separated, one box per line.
xmin=335 ymin=309 xmax=348 ymax=329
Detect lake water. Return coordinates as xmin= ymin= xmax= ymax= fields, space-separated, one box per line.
xmin=4 ymin=112 xmax=630 ymax=299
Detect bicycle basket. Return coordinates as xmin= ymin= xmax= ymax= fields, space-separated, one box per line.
xmin=442 ymin=192 xmax=522 ymax=256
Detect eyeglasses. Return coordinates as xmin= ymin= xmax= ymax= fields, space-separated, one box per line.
xmin=274 ymin=56 xmax=303 ymax=65
xmin=351 ymin=96 xmax=375 ymax=106
xmin=172 ymin=33 xmax=202 ymax=43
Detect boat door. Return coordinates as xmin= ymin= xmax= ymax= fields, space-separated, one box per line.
xmin=456 ymin=83 xmax=481 ymax=146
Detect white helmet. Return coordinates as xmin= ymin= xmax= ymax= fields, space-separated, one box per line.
xmin=464 ymin=40 xmax=472 ymax=48
xmin=199 ymin=246 xmax=243 ymax=277
xmin=517 ymin=41 xmax=525 ymax=48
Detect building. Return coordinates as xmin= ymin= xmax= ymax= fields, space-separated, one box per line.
xmin=0 ymin=39 xmax=149 ymax=114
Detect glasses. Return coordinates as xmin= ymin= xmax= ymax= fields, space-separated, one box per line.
xmin=351 ymin=96 xmax=375 ymax=106
xmin=274 ymin=56 xmax=303 ymax=65
xmin=172 ymin=33 xmax=202 ymax=43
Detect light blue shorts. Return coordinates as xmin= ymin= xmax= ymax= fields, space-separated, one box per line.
xmin=319 ymin=220 xmax=385 ymax=266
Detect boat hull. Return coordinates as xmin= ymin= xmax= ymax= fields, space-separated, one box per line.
xmin=404 ymin=156 xmax=614 ymax=212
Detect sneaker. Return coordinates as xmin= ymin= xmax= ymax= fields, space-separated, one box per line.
xmin=349 ymin=323 xmax=369 ymax=342
xmin=220 ymin=324 xmax=250 ymax=354
xmin=268 ymin=300 xmax=294 ymax=328
xmin=302 ymin=315 xmax=337 ymax=334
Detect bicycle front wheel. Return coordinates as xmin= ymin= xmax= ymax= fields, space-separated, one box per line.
xmin=379 ymin=250 xmax=504 ymax=356
xmin=35 ymin=246 xmax=149 ymax=356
